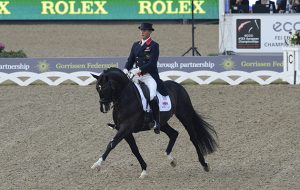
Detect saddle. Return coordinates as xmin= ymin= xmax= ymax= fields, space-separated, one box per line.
xmin=133 ymin=80 xmax=171 ymax=132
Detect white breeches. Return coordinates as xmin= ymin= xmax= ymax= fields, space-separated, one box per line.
xmin=133 ymin=74 xmax=157 ymax=100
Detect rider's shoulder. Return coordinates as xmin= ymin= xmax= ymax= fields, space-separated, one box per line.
xmin=133 ymin=41 xmax=140 ymax=46
xmin=150 ymin=39 xmax=158 ymax=44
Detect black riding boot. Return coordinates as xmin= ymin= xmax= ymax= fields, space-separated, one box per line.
xmin=149 ymin=98 xmax=160 ymax=134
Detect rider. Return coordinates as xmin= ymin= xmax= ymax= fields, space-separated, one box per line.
xmin=123 ymin=22 xmax=166 ymax=134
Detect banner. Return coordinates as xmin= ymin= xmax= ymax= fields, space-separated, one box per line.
xmin=220 ymin=14 xmax=300 ymax=53
xmin=0 ymin=0 xmax=218 ymax=20
xmin=0 ymin=55 xmax=283 ymax=74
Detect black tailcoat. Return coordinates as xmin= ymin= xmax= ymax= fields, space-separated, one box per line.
xmin=125 ymin=39 xmax=167 ymax=95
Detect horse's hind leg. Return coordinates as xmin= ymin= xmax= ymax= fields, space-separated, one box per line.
xmin=161 ymin=123 xmax=179 ymax=167
xmin=190 ymin=140 xmax=210 ymax=172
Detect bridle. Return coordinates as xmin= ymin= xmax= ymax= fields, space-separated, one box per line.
xmin=96 ymin=79 xmax=113 ymax=113
xmin=96 ymin=69 xmax=132 ymax=113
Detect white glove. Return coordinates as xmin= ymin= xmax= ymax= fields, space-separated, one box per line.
xmin=130 ymin=68 xmax=141 ymax=76
xmin=123 ymin=68 xmax=128 ymax=75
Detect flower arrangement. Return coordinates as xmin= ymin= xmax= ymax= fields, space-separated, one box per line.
xmin=0 ymin=43 xmax=27 ymax=58
xmin=289 ymin=30 xmax=300 ymax=46
xmin=0 ymin=42 xmax=5 ymax=52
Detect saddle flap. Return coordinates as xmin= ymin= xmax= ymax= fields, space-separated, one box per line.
xmin=138 ymin=80 xmax=150 ymax=102
xmin=134 ymin=83 xmax=171 ymax=112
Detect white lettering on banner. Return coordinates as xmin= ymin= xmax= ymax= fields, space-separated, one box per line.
xmin=158 ymin=61 xmax=215 ymax=69
xmin=0 ymin=64 xmax=30 ymax=71
xmin=179 ymin=61 xmax=215 ymax=69
xmin=158 ymin=62 xmax=179 ymax=69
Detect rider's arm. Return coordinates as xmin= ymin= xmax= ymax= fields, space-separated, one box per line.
xmin=125 ymin=42 xmax=137 ymax=70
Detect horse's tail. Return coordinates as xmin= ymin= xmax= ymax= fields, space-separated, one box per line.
xmin=187 ymin=108 xmax=218 ymax=155
xmin=171 ymin=82 xmax=218 ymax=156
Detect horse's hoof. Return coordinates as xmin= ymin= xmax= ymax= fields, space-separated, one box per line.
xmin=91 ymin=158 xmax=103 ymax=172
xmin=170 ymin=157 xmax=177 ymax=167
xmin=166 ymin=153 xmax=177 ymax=167
xmin=107 ymin=123 xmax=116 ymax=129
xmin=91 ymin=163 xmax=101 ymax=171
xmin=139 ymin=170 xmax=148 ymax=179
xmin=203 ymin=163 xmax=210 ymax=172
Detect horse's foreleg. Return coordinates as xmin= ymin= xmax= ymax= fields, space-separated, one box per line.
xmin=124 ymin=134 xmax=148 ymax=178
xmin=161 ymin=123 xmax=178 ymax=167
xmin=91 ymin=128 xmax=129 ymax=171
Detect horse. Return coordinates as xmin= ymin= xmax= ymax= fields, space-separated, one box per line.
xmin=90 ymin=67 xmax=218 ymax=178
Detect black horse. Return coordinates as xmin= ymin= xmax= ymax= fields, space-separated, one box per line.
xmin=91 ymin=67 xmax=218 ymax=178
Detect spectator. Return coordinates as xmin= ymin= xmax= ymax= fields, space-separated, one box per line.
xmin=276 ymin=0 xmax=287 ymax=13
xmin=255 ymin=0 xmax=277 ymax=12
xmin=289 ymin=0 xmax=300 ymax=12
xmin=231 ymin=0 xmax=250 ymax=6
xmin=230 ymin=0 xmax=250 ymax=13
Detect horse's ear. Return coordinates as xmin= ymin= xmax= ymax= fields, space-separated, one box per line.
xmin=91 ymin=73 xmax=99 ymax=79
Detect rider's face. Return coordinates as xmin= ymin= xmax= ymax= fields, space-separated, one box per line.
xmin=140 ymin=29 xmax=151 ymax=40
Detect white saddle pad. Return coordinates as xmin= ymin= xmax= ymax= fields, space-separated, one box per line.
xmin=134 ymin=83 xmax=171 ymax=112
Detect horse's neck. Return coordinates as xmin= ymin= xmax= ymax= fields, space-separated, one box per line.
xmin=111 ymin=77 xmax=130 ymax=102
xmin=113 ymin=81 xmax=142 ymax=120
xmin=110 ymin=71 xmax=129 ymax=87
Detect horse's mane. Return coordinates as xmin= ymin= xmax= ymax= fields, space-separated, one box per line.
xmin=104 ymin=67 xmax=129 ymax=81
xmin=105 ymin=67 xmax=124 ymax=75
xmin=105 ymin=67 xmax=122 ymax=73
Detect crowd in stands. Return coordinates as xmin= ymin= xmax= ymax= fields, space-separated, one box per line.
xmin=229 ymin=0 xmax=300 ymax=13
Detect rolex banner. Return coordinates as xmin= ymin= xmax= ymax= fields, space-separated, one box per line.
xmin=0 ymin=0 xmax=218 ymax=20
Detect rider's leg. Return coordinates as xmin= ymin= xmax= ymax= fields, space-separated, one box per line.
xmin=149 ymin=97 xmax=160 ymax=134
xmin=141 ymin=75 xmax=160 ymax=134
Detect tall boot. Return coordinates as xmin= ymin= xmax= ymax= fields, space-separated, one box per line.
xmin=149 ymin=97 xmax=160 ymax=134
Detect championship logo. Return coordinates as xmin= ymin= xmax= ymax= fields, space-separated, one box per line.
xmin=236 ymin=19 xmax=261 ymax=49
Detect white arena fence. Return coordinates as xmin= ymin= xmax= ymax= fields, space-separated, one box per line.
xmin=0 ymin=71 xmax=297 ymax=86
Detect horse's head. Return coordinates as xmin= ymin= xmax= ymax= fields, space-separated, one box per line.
xmin=91 ymin=68 xmax=129 ymax=113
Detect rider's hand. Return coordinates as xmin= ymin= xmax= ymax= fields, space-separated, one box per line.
xmin=130 ymin=68 xmax=141 ymax=76
xmin=123 ymin=68 xmax=129 ymax=75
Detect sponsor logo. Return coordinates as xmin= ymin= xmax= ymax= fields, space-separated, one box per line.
xmin=36 ymin=60 xmax=50 ymax=72
xmin=273 ymin=21 xmax=300 ymax=32
xmin=222 ymin=58 xmax=235 ymax=70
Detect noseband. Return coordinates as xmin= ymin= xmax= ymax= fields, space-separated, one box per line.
xmin=97 ymin=79 xmax=113 ymax=105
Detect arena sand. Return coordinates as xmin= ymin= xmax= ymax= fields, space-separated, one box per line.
xmin=0 ymin=85 xmax=299 ymax=189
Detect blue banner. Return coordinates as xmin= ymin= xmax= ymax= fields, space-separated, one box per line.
xmin=0 ymin=55 xmax=283 ymax=74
